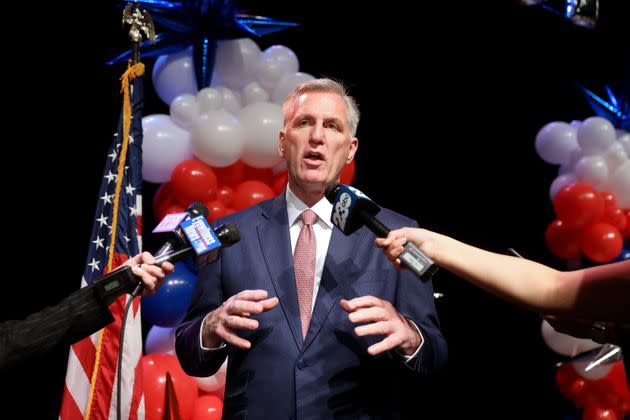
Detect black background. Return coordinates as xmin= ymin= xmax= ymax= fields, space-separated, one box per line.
xmin=1 ymin=0 xmax=627 ymax=418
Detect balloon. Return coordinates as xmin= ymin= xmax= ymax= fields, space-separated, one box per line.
xmin=191 ymin=395 xmax=223 ymax=420
xmin=617 ymin=131 xmax=630 ymax=155
xmin=153 ymin=182 xmax=176 ymax=221
xmin=217 ymin=87 xmax=242 ymax=114
xmin=340 ymin=160 xmax=356 ymax=185
xmin=553 ymin=182 xmax=605 ymax=229
xmin=577 ymin=117 xmax=617 ymax=156
xmin=243 ymin=165 xmax=274 ymax=184
xmin=216 ymin=186 xmax=234 ymax=207
xmin=238 ymin=102 xmax=284 ymax=168
xmin=550 ymin=173 xmax=578 ymax=200
xmin=603 ymin=142 xmax=628 ymax=173
xmin=572 ymin=359 xmax=613 ymax=381
xmin=581 ymin=223 xmax=623 ymax=263
xmin=233 ymin=180 xmax=275 ymax=211
xmin=197 ymin=87 xmax=222 ymax=113
xmin=170 ymin=159 xmax=219 ymax=205
xmin=542 ymin=320 xmax=599 ymax=357
xmin=152 ymin=47 xmax=197 ymax=106
xmin=214 ymin=38 xmax=262 ymax=90
xmin=613 ymin=248 xmax=630 ymax=261
xmin=601 ymin=208 xmax=627 ymax=233
xmin=272 ymin=172 xmax=288 ymax=195
xmin=191 ymin=110 xmax=245 ymax=168
xmin=142 ymin=262 xmax=197 ymax=327
xmin=271 ymin=72 xmax=316 ymax=104
xmin=575 ymin=155 xmax=609 ymax=189
xmin=545 ymin=219 xmax=583 ymax=259
xmin=205 ymin=199 xmax=227 ymax=223
xmin=170 ymin=94 xmax=199 ymax=129
xmin=242 ymin=81 xmax=270 ymax=105
xmin=582 ymin=406 xmax=618 ymax=420
xmin=604 ymin=161 xmax=630 ymax=208
xmin=535 ymin=121 xmax=579 ymax=165
xmin=145 ymin=325 xmax=177 ymax=355
xmin=195 ymin=360 xmax=227 ymax=394
xmin=213 ymin=161 xmax=245 ymax=187
xmin=142 ymin=114 xmax=193 ymax=183
xmin=143 ymin=353 xmax=199 ymax=420
xmin=555 ymin=362 xmax=591 ymax=405
xmin=257 ymin=45 xmax=299 ymax=91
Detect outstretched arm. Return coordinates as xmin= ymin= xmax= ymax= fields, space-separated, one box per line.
xmin=376 ymin=228 xmax=630 ymax=322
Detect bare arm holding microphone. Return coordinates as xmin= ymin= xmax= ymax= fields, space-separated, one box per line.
xmin=375 ymin=227 xmax=630 ymax=323
xmin=0 ymin=252 xmax=173 ymax=371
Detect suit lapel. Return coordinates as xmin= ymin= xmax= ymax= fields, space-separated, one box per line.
xmin=257 ymin=194 xmax=303 ymax=350
xmin=301 ymin=227 xmax=361 ymax=353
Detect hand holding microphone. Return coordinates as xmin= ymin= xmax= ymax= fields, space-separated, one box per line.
xmin=324 ymin=183 xmax=438 ymax=281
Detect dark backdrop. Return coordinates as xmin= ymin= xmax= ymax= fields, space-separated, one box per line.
xmin=1 ymin=1 xmax=627 ymax=418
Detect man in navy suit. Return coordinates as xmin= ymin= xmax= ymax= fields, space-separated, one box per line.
xmin=176 ymin=79 xmax=447 ymax=419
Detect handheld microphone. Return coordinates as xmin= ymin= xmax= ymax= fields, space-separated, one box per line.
xmin=324 ymin=183 xmax=438 ymax=281
xmin=94 ymin=223 xmax=240 ymax=303
xmin=153 ymin=201 xmax=209 ymax=257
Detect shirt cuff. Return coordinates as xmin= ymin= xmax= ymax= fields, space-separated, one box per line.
xmin=199 ymin=312 xmax=226 ymax=351
xmin=400 ymin=318 xmax=424 ymax=363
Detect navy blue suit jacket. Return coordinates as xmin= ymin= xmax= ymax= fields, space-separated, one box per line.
xmin=176 ymin=194 xmax=447 ymax=419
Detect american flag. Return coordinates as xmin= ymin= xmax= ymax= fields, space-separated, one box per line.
xmin=60 ymin=63 xmax=146 ymax=420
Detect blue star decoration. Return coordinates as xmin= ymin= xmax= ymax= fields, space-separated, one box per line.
xmin=108 ymin=0 xmax=298 ymax=90
xmin=576 ymin=82 xmax=630 ymax=131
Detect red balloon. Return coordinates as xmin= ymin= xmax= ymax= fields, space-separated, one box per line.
xmin=600 ymin=191 xmax=618 ymax=210
xmin=553 ymin=183 xmax=605 ymax=229
xmin=581 ymin=223 xmax=623 ymax=263
xmin=556 ymin=363 xmax=591 ymax=405
xmin=143 ymin=353 xmax=199 ymax=420
xmin=205 ymin=200 xmax=227 ymax=223
xmin=272 ymin=171 xmax=288 ymax=195
xmin=582 ymin=406 xmax=618 ymax=420
xmin=213 ymin=161 xmax=245 ymax=187
xmin=214 ymin=207 xmax=236 ymax=220
xmin=216 ymin=186 xmax=234 ymax=207
xmin=171 ymin=160 xmax=218 ymax=206
xmin=340 ymin=159 xmax=356 ymax=185
xmin=601 ymin=208 xmax=628 ymax=232
xmin=545 ymin=219 xmax=583 ymax=259
xmin=623 ymin=210 xmax=630 ymax=239
xmin=163 ymin=203 xmax=186 ymax=216
xmin=243 ymin=164 xmax=273 ymax=185
xmin=233 ymin=180 xmax=275 ymax=211
xmin=153 ymin=182 xmax=176 ymax=221
xmin=192 ymin=395 xmax=223 ymax=420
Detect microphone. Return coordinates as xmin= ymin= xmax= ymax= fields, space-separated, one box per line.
xmin=324 ymin=183 xmax=438 ymax=281
xmin=94 ymin=223 xmax=240 ymax=303
xmin=153 ymin=201 xmax=209 ymax=258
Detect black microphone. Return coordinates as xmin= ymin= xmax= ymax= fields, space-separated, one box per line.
xmin=94 ymin=223 xmax=240 ymax=303
xmin=154 ymin=201 xmax=209 ymax=258
xmin=324 ymin=183 xmax=438 ymax=281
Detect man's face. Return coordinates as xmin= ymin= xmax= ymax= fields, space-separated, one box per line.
xmin=279 ymin=91 xmax=358 ymax=196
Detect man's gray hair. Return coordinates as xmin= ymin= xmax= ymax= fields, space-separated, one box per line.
xmin=283 ymin=78 xmax=360 ymax=136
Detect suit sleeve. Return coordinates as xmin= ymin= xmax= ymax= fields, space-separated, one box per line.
xmin=176 ymin=252 xmax=228 ymax=377
xmin=391 ymin=219 xmax=448 ymax=375
xmin=0 ymin=285 xmax=114 ymax=372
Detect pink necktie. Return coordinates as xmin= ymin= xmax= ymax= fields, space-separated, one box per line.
xmin=294 ymin=209 xmax=318 ymax=338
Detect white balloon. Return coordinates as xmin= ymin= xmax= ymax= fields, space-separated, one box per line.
xmin=152 ymin=47 xmax=197 ymax=106
xmin=574 ymin=155 xmax=609 ymax=188
xmin=541 ymin=320 xmax=600 ymax=357
xmin=142 ymin=114 xmax=193 ymax=183
xmin=197 ymin=87 xmax=222 ymax=113
xmin=569 ymin=120 xmax=582 ymax=129
xmin=191 ymin=110 xmax=245 ymax=168
xmin=605 ymin=161 xmax=630 ymax=208
xmin=616 ymin=132 xmax=630 ymax=155
xmin=577 ymin=116 xmax=616 ymax=155
xmin=218 ymin=87 xmax=242 ymax=114
xmin=271 ymin=72 xmax=316 ymax=104
xmin=195 ymin=360 xmax=227 ymax=393
xmin=214 ymin=38 xmax=262 ymax=90
xmin=257 ymin=45 xmax=299 ymax=91
xmin=242 ymin=81 xmax=270 ymax=105
xmin=534 ymin=122 xmax=578 ymax=165
xmin=602 ymin=141 xmax=628 ymax=172
xmin=571 ymin=359 xmax=613 ymax=381
xmin=549 ymin=172 xmax=577 ymax=200
xmin=145 ymin=326 xmax=176 ymax=355
xmin=238 ymin=102 xmax=284 ymax=168
xmin=170 ymin=94 xmax=199 ymax=129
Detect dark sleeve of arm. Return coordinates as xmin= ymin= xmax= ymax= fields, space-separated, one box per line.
xmin=0 ymin=285 xmax=114 ymax=372
xmin=176 ymin=255 xmax=227 ymax=377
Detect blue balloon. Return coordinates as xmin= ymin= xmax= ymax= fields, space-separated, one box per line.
xmin=141 ymin=261 xmax=197 ymax=327
xmin=613 ymin=248 xmax=630 ymax=262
